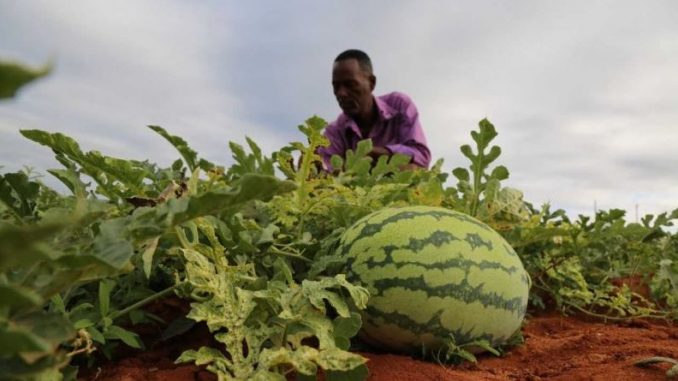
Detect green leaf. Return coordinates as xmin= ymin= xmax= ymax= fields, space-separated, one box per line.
xmin=307 ymin=253 xmax=347 ymax=279
xmin=330 ymin=155 xmax=344 ymax=172
xmin=130 ymin=174 xmax=295 ymax=238
xmin=0 ymin=59 xmax=51 ymax=99
xmin=466 ymin=339 xmax=500 ymax=356
xmin=86 ymin=326 xmax=105 ymax=344
xmin=333 ymin=313 xmax=362 ymax=339
xmin=105 ymin=325 xmax=143 ymax=349
xmin=334 ymin=275 xmax=369 ymax=310
xmin=257 ymin=347 xmax=315 ymax=376
xmin=0 ymin=311 xmax=75 ymax=358
xmin=455 ymin=349 xmax=478 ymax=363
xmin=50 ymin=294 xmax=66 ymax=314
xmin=90 ymin=218 xmax=136 ymax=269
xmin=343 ymin=140 xmax=373 ymax=176
xmin=354 ymin=140 xmax=372 ymax=158
xmin=459 ymin=144 xmax=474 ymax=161
xmin=475 ymin=118 xmax=498 ymax=144
xmin=306 ymin=288 xmax=349 ymax=317
xmin=73 ymin=319 xmax=95 ymax=329
xmin=257 ymin=224 xmax=279 ymax=245
xmin=161 ymin=316 xmax=196 ymax=341
xmin=62 ymin=365 xmax=79 ymax=381
xmin=98 ymin=279 xmax=115 ymax=317
xmin=148 ymin=125 xmax=215 ymax=171
xmin=20 ymin=129 xmax=150 ymax=200
xmin=0 ymin=329 xmax=52 ymax=356
xmin=490 ymin=165 xmax=509 ymax=180
xmin=20 ymin=130 xmax=82 ymax=160
xmin=176 ymin=346 xmax=230 ymax=366
xmin=484 ymin=146 xmax=501 ymax=165
xmin=303 ymin=115 xmax=328 ymax=131
xmin=0 ymin=172 xmax=41 ymax=221
xmin=149 ymin=125 xmax=197 ymax=170
xmin=451 ymin=118 xmax=511 ymax=218
xmin=658 ymin=259 xmax=678 ymax=291
xmin=333 ymin=336 xmax=351 ymax=351
xmin=0 ymin=221 xmax=63 ymax=270
xmin=452 ymin=167 xmax=469 ymax=182
xmin=0 ymin=355 xmax=69 ymax=381
xmin=228 ymin=137 xmax=276 ymax=178
xmin=129 ymin=309 xmax=147 ymax=325
xmin=247 ymin=137 xmax=275 ymax=175
xmin=273 ymin=257 xmax=295 ymax=285
xmin=314 ymin=348 xmax=367 ymax=373
xmin=47 ymin=168 xmax=88 ymax=199
xmin=0 ymin=284 xmax=43 ymax=311
xmin=332 ymin=313 xmax=362 ymax=351
xmin=326 ymin=364 xmax=368 ymax=381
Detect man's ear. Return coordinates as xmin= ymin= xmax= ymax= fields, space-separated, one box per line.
xmin=370 ymin=75 xmax=376 ymax=91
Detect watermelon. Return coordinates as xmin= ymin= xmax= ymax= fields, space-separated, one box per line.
xmin=337 ymin=205 xmax=530 ymax=354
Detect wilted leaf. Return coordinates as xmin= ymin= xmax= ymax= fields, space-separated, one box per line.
xmin=141 ymin=236 xmax=160 ymax=278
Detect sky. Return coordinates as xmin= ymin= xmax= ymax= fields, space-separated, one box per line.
xmin=1 ymin=1 xmax=677 ymax=220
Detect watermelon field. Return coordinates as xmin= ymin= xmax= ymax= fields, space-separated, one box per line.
xmin=3 ymin=61 xmax=678 ymax=381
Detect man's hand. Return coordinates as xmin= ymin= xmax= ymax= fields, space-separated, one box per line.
xmin=399 ymin=163 xmax=421 ymax=171
xmin=369 ymin=146 xmax=422 ymax=171
xmin=368 ymin=146 xmax=391 ymax=160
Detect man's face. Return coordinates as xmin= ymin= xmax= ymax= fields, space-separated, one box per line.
xmin=332 ymin=59 xmax=375 ymax=118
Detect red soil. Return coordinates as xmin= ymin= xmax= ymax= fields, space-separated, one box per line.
xmin=362 ymin=313 xmax=678 ymax=380
xmin=81 ymin=311 xmax=678 ymax=381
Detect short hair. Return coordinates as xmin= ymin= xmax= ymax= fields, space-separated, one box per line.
xmin=334 ymin=49 xmax=373 ymax=74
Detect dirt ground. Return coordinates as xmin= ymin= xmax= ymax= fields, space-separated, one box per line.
xmin=362 ymin=313 xmax=678 ymax=381
xmin=81 ymin=308 xmax=678 ymax=381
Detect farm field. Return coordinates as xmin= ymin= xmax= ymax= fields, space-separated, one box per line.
xmin=2 ymin=61 xmax=678 ymax=381
xmin=84 ymin=309 xmax=678 ymax=381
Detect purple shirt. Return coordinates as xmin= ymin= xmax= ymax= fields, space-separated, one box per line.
xmin=319 ymin=91 xmax=431 ymax=171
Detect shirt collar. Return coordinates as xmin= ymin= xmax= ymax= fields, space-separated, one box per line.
xmin=374 ymin=94 xmax=397 ymax=121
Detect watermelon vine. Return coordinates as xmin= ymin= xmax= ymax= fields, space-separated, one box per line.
xmin=1 ymin=59 xmax=678 ymax=381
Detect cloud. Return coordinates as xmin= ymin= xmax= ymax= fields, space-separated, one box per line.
xmin=375 ymin=2 xmax=678 ymax=217
xmin=1 ymin=1 xmax=677 ymax=218
xmin=0 ymin=0 xmax=269 ymax=167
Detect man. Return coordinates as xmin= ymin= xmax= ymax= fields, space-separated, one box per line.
xmin=318 ymin=49 xmax=431 ymax=172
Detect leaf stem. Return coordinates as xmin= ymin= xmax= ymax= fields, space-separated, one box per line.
xmin=634 ymin=356 xmax=678 ymax=366
xmin=270 ymin=245 xmax=312 ymax=262
xmin=106 ymin=283 xmax=179 ymax=322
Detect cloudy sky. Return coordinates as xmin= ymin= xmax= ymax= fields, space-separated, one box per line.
xmin=1 ymin=1 xmax=677 ymax=220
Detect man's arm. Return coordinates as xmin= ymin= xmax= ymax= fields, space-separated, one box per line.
xmin=383 ymin=97 xmax=431 ymax=168
xmin=368 ymin=146 xmax=390 ymax=160
xmin=369 ymin=146 xmax=421 ymax=171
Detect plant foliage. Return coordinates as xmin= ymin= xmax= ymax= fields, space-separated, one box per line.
xmin=1 ymin=58 xmax=677 ymax=381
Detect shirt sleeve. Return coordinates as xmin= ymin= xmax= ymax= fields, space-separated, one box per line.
xmin=317 ymin=123 xmax=345 ymax=172
xmin=384 ymin=97 xmax=431 ymax=168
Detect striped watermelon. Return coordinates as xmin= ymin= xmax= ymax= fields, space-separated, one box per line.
xmin=337 ymin=206 xmax=529 ymax=354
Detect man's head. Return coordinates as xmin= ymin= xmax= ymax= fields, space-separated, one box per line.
xmin=332 ymin=49 xmax=376 ymax=120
